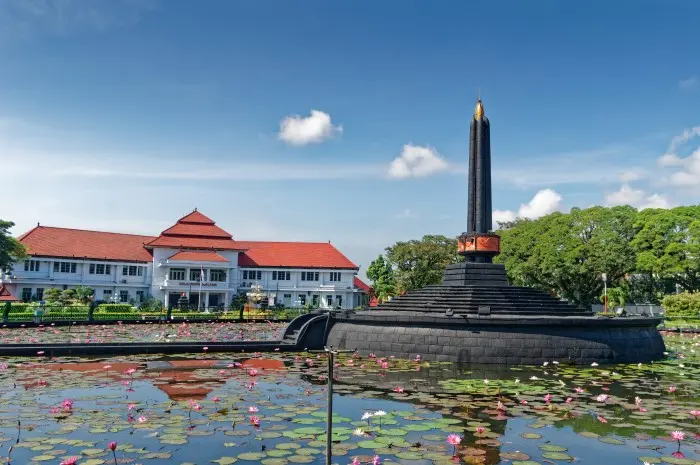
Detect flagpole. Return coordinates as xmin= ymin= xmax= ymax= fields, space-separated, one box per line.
xmin=199 ymin=264 xmax=204 ymax=313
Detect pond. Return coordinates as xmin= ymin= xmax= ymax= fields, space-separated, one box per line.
xmin=0 ymin=332 xmax=698 ymax=465
xmin=0 ymin=321 xmax=286 ymax=344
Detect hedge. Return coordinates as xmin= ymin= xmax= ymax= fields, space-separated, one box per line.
xmin=95 ymin=304 xmax=134 ymax=314
xmin=662 ymin=292 xmax=700 ymax=319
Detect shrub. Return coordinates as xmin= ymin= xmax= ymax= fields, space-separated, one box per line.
xmin=95 ymin=304 xmax=134 ymax=314
xmin=662 ymin=292 xmax=700 ymax=319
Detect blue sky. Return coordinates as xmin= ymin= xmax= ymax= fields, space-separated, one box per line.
xmin=1 ymin=0 xmax=699 ymax=278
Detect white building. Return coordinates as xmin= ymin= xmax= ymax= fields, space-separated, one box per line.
xmin=0 ymin=210 xmax=370 ymax=310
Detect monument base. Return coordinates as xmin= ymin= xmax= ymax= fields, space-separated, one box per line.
xmin=324 ymin=313 xmax=664 ymax=364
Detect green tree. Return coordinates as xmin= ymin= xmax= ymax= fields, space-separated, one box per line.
xmin=631 ymin=206 xmax=700 ymax=293
xmin=44 ymin=288 xmax=62 ymax=303
xmin=73 ymin=286 xmax=94 ymax=304
xmin=384 ymin=235 xmax=462 ymax=293
xmin=366 ymin=254 xmax=396 ymax=302
xmin=60 ymin=289 xmax=76 ymax=305
xmin=495 ymin=206 xmax=637 ymax=307
xmin=0 ymin=220 xmax=26 ymax=272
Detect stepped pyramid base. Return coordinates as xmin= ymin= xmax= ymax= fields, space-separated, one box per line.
xmin=319 ymin=263 xmax=665 ymax=365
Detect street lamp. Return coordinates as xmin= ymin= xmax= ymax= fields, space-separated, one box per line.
xmin=601 ymin=273 xmax=607 ymax=314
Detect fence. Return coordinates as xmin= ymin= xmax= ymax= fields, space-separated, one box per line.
xmin=591 ymin=304 xmax=663 ymax=316
xmin=1 ymin=302 xmax=309 ymax=324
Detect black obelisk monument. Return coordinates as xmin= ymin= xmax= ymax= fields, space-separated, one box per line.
xmin=467 ymin=98 xmax=492 ymax=238
xmin=458 ymin=98 xmax=501 ymax=264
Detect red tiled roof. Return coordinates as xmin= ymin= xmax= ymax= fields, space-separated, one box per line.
xmin=161 ymin=222 xmax=232 ymax=238
xmin=146 ymin=210 xmax=239 ymax=249
xmin=147 ymin=236 xmax=244 ymax=250
xmin=353 ymin=276 xmax=371 ymax=293
xmin=16 ymin=211 xmax=359 ymax=269
xmin=17 ymin=226 xmax=154 ymax=262
xmin=168 ymin=251 xmax=229 ymax=262
xmin=237 ymin=241 xmax=358 ymax=269
xmin=177 ymin=210 xmax=216 ymax=224
xmin=0 ymin=285 xmax=18 ymax=302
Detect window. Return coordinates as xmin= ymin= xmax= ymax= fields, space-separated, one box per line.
xmin=284 ymin=293 xmax=292 ymax=298
xmin=54 ymin=262 xmax=76 ymax=273
xmin=326 ymin=295 xmax=333 ymax=307
xmin=243 ymin=270 xmax=261 ymax=281
xmin=21 ymin=288 xmax=32 ymax=301
xmin=103 ymin=290 xmax=113 ymax=298
xmin=36 ymin=288 xmax=44 ymax=301
xmin=136 ymin=290 xmax=145 ymax=302
xmin=89 ymin=264 xmax=110 ymax=275
xmin=123 ymin=265 xmax=143 ymax=276
xmin=336 ymin=295 xmax=343 ymax=308
xmin=329 ymin=272 xmax=341 ymax=282
xmin=312 ymin=294 xmax=320 ymax=307
xmin=24 ymin=260 xmax=40 ymax=272
xmin=301 ymin=271 xmax=319 ymax=281
xmin=272 ymin=270 xmax=290 ymax=280
xmin=169 ymin=268 xmax=186 ymax=280
xmin=298 ymin=294 xmax=306 ymax=306
xmin=119 ymin=290 xmax=129 ymax=303
xmin=210 ymin=269 xmax=226 ymax=282
xmin=190 ymin=269 xmax=206 ymax=281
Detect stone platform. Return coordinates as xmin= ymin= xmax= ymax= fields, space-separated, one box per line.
xmin=306 ymin=263 xmax=665 ymax=365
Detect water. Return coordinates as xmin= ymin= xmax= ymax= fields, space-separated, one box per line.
xmin=0 ymin=332 xmax=698 ymax=465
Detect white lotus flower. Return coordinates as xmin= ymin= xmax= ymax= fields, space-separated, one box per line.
xmin=373 ymin=410 xmax=387 ymax=417
xmin=361 ymin=412 xmax=374 ymax=420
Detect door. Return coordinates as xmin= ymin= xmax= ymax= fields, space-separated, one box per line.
xmin=283 ymin=293 xmax=292 ymax=307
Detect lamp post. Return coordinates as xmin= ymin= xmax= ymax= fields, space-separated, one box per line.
xmin=309 ymin=346 xmax=355 ymax=465
xmin=601 ymin=273 xmax=607 ymax=314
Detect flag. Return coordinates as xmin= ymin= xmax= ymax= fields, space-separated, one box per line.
xmin=200 ymin=264 xmax=205 ymax=283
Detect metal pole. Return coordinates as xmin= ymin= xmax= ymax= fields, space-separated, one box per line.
xmin=326 ymin=349 xmax=334 ymax=465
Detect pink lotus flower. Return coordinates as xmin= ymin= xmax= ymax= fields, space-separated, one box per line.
xmin=372 ymin=455 xmax=381 ymax=465
xmin=128 ymin=403 xmax=136 ymax=410
xmin=573 ymin=387 xmax=584 ymax=394
xmin=565 ymin=397 xmax=573 ymax=403
xmin=107 ymin=441 xmax=117 ymax=451
xmin=690 ymin=410 xmax=700 ymax=417
xmin=669 ymin=386 xmax=677 ymax=393
xmin=137 ymin=416 xmax=147 ymax=423
xmin=250 ymin=415 xmax=261 ymax=427
xmin=203 ymin=346 xmax=209 ymax=352
xmin=446 ymin=434 xmax=462 ymax=456
xmin=37 ymin=350 xmax=44 ymax=355
xmin=248 ymin=369 xmax=258 ymax=377
xmin=496 ymin=401 xmax=506 ymax=411
xmin=544 ymin=394 xmax=552 ymax=404
xmin=671 ymin=431 xmax=685 ymax=442
xmin=103 ymin=365 xmax=112 ymax=369
xmin=595 ymin=394 xmax=609 ymax=403
xmin=380 ymin=362 xmax=389 ymax=369
xmin=393 ymin=386 xmax=404 ymax=393
xmin=351 ymin=457 xmax=361 ymax=465
xmin=212 ymin=397 xmax=221 ymax=403
xmin=475 ymin=427 xmax=485 ymax=435
xmin=125 ymin=368 xmax=136 ymax=375
xmin=248 ymin=406 xmax=259 ymax=413
xmin=596 ymin=415 xmax=607 ymax=423
xmin=60 ymin=457 xmax=78 ymax=465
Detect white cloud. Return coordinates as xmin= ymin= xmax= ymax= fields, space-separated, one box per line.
xmin=0 ymin=0 xmax=157 ymax=40
xmin=679 ymin=77 xmax=699 ymax=90
xmin=604 ymin=184 xmax=671 ymax=210
xmin=388 ymin=144 xmax=448 ymax=179
xmin=619 ymin=169 xmax=646 ymax=182
xmin=493 ymin=188 xmax=563 ymax=225
xmin=278 ymin=110 xmax=342 ymax=146
xmin=657 ymin=126 xmax=700 ymax=186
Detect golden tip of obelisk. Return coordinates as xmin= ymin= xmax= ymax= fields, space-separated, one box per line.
xmin=474 ymin=98 xmax=484 ymax=120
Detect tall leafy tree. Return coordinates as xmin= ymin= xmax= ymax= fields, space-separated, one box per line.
xmin=495 ymin=206 xmax=637 ymax=307
xmin=0 ymin=220 xmax=26 ymax=272
xmin=384 ymin=235 xmax=462 ymax=293
xmin=366 ymin=254 xmax=396 ymax=302
xmin=632 ymin=206 xmax=700 ymax=293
